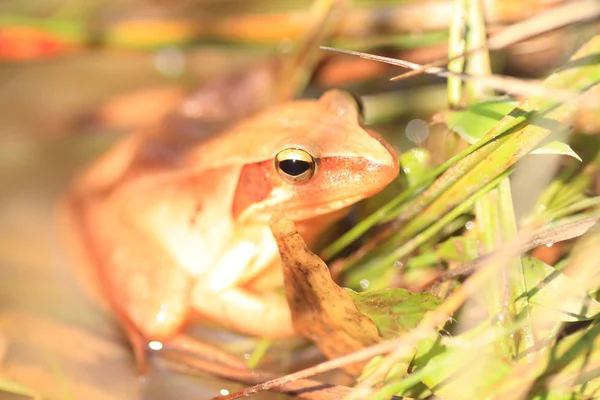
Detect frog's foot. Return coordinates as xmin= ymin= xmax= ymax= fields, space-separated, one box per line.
xmin=190 ymin=285 xmax=296 ymax=338
xmin=163 ymin=334 xmax=247 ymax=369
xmin=125 ymin=327 xmax=246 ymax=373
xmin=124 ymin=324 xmax=150 ymax=375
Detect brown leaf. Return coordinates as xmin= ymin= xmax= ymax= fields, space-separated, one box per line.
xmin=270 ymin=214 xmax=382 ymax=375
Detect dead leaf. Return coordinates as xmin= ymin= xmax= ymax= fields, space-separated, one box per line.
xmin=270 ymin=214 xmax=382 ymax=375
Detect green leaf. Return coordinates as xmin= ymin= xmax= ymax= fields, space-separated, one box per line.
xmin=520 ymin=256 xmax=600 ymax=321
xmin=435 ymin=236 xmax=479 ymax=263
xmin=447 ymin=96 xmax=518 ymax=143
xmin=530 ymin=140 xmax=582 ymax=161
xmin=348 ymin=288 xmax=442 ymax=339
xmin=399 ymin=148 xmax=432 ymax=188
xmin=411 ymin=332 xmax=513 ymax=399
xmin=528 ymin=323 xmax=600 ymax=400
xmin=484 ymin=320 xmax=600 ymax=399
xmin=447 ymin=97 xmax=581 ymax=161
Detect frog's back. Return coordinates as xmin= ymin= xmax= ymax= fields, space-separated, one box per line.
xmin=68 ymin=61 xmax=279 ymax=197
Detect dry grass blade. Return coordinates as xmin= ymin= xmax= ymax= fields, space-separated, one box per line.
xmin=164 ymin=334 xmax=249 ymax=370
xmin=209 ymin=338 xmax=416 ymax=400
xmin=276 ymin=0 xmax=349 ymax=102
xmin=377 ymin=0 xmax=600 ymax=82
xmin=487 ymin=0 xmax=600 ymax=50
xmin=158 ymin=350 xmax=354 ymax=400
xmin=422 ymin=213 xmax=600 ymax=289
xmin=321 ymin=46 xmax=587 ymax=102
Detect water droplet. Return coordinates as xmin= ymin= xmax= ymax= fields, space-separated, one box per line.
xmin=359 ymin=279 xmax=370 ymax=289
xmin=148 ymin=341 xmax=163 ymax=351
xmin=406 ymin=119 xmax=429 ymax=143
xmin=220 ymin=389 xmax=230 ymax=396
xmin=465 ymin=221 xmax=475 ymax=230
xmin=394 ymin=261 xmax=404 ymax=269
xmin=277 ymin=38 xmax=294 ymax=53
xmin=546 ymin=242 xmax=554 ymax=247
xmin=154 ymin=47 xmax=186 ymax=78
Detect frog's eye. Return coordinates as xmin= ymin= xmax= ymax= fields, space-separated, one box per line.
xmin=274 ymin=148 xmax=317 ymax=183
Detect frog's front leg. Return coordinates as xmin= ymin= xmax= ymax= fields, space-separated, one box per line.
xmin=190 ymin=233 xmax=295 ymax=338
xmin=190 ymin=284 xmax=294 ymax=338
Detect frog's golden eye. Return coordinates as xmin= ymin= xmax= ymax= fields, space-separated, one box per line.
xmin=274 ymin=148 xmax=317 ymax=183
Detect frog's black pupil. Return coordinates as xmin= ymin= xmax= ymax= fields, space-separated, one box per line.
xmin=279 ymin=159 xmax=310 ymax=176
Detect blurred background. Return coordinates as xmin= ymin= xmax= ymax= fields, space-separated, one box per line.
xmin=0 ymin=0 xmax=592 ymax=399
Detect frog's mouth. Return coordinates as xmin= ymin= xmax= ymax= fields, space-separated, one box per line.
xmin=282 ymin=194 xmax=365 ymax=221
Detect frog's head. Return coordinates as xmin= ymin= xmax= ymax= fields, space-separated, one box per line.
xmin=229 ymin=90 xmax=399 ymax=222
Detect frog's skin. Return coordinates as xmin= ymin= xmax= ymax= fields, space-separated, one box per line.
xmin=62 ymin=89 xmax=398 ymax=351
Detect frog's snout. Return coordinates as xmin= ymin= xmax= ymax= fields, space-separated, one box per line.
xmin=364 ymin=128 xmax=400 ymax=187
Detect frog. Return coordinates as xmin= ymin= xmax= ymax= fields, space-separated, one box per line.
xmin=61 ymin=88 xmax=399 ymax=367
